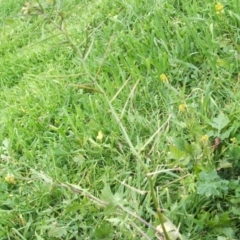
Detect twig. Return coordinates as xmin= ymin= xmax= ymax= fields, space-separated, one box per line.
xmin=110 ymin=75 xmax=131 ymax=103
xmin=56 ymin=182 xmax=159 ymax=233
xmin=92 ymin=35 xmax=171 ymax=240
xmin=120 ymin=78 xmax=140 ymax=119
xmin=130 ymin=222 xmax=152 ymax=240
xmin=138 ymin=114 xmax=171 ymax=154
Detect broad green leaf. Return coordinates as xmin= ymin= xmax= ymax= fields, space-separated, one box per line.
xmin=168 ymin=145 xmax=187 ymax=160
xmin=217 ymin=159 xmax=232 ymax=170
xmin=228 ymin=146 xmax=240 ymax=159
xmin=217 ymin=237 xmax=227 ymax=240
xmin=101 ymin=184 xmax=115 ymax=203
xmin=104 ymin=203 xmax=118 ymax=215
xmin=220 ymin=128 xmax=232 ymax=139
xmin=172 ymin=138 xmax=187 ymax=151
xmin=231 ymin=207 xmax=240 ymax=215
xmin=197 ymin=170 xmax=229 ymax=197
xmin=218 ymin=227 xmax=234 ymax=237
xmin=65 ymin=202 xmax=82 ymax=213
xmin=48 ymin=226 xmax=67 ymax=238
xmin=93 ymin=221 xmax=114 ymax=239
xmin=210 ymin=112 xmax=229 ymax=131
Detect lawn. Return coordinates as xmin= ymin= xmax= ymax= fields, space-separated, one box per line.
xmin=0 ymin=0 xmax=240 ymax=239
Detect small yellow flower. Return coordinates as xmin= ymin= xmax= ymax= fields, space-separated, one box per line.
xmin=179 ymin=104 xmax=187 ymax=112
xmin=5 ymin=174 xmax=17 ymax=184
xmin=230 ymin=137 xmax=237 ymax=144
xmin=215 ymin=3 xmax=224 ymax=14
xmin=201 ymin=135 xmax=209 ymax=143
xmin=96 ymin=131 xmax=104 ymax=140
xmin=160 ymin=74 xmax=168 ymax=82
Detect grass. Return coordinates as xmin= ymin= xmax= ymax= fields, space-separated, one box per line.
xmin=0 ymin=0 xmax=240 ymax=239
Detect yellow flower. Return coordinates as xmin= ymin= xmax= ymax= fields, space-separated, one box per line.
xmin=5 ymin=174 xmax=17 ymax=184
xmin=201 ymin=135 xmax=209 ymax=143
xmin=160 ymin=74 xmax=168 ymax=82
xmin=230 ymin=137 xmax=237 ymax=144
xmin=179 ymin=104 xmax=187 ymax=112
xmin=215 ymin=3 xmax=224 ymax=14
xmin=96 ymin=131 xmax=104 ymax=140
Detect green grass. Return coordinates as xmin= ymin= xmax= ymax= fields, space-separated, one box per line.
xmin=0 ymin=0 xmax=240 ymax=239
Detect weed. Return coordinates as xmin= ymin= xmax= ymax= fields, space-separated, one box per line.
xmin=0 ymin=0 xmax=240 ymax=239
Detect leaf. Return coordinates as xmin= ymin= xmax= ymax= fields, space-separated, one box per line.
xmin=31 ymin=169 xmax=53 ymax=184
xmin=210 ymin=112 xmax=229 ymax=132
xmin=35 ymin=232 xmax=45 ymax=240
xmin=73 ymin=154 xmax=85 ymax=164
xmin=217 ymin=159 xmax=232 ymax=170
xmin=229 ymin=10 xmax=240 ymax=21
xmin=2 ymin=138 xmax=10 ymax=148
xmin=65 ymin=202 xmax=82 ymax=213
xmin=101 ymin=184 xmax=115 ymax=203
xmin=156 ymin=218 xmax=183 ymax=240
xmin=104 ymin=203 xmax=118 ymax=215
xmin=93 ymin=221 xmax=114 ymax=239
xmin=48 ymin=226 xmax=67 ymax=238
xmin=181 ymin=175 xmax=196 ymax=193
xmin=101 ymin=185 xmax=124 ymax=207
xmin=196 ymin=170 xmax=229 ymax=197
xmin=106 ymin=218 xmax=122 ymax=225
xmin=228 ymin=146 xmax=240 ymax=159
xmin=168 ymin=145 xmax=187 ymax=160
xmin=197 ymin=181 xmax=220 ymax=197
xmin=217 ymin=227 xmax=234 ymax=238
xmin=231 ymin=206 xmax=240 ymax=215
xmin=217 ymin=237 xmax=227 ymax=240
xmin=172 ymin=138 xmax=187 ymax=151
